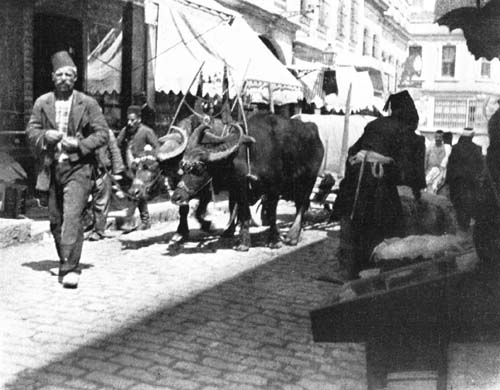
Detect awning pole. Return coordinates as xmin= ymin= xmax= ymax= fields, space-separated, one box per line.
xmin=228 ymin=69 xmax=253 ymax=179
xmin=268 ymin=83 xmax=275 ymax=113
xmin=167 ymin=61 xmax=205 ymax=134
xmin=339 ymin=82 xmax=353 ymax=178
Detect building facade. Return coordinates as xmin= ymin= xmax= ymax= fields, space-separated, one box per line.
xmin=405 ymin=0 xmax=500 ymax=150
xmin=216 ymin=0 xmax=411 ymax=103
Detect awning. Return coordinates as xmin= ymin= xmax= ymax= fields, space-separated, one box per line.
xmin=86 ymin=22 xmax=122 ymax=94
xmin=355 ymin=67 xmax=384 ymax=94
xmin=324 ymin=66 xmax=378 ymax=113
xmin=287 ymin=58 xmax=338 ymax=107
xmin=153 ymin=0 xmax=303 ymax=104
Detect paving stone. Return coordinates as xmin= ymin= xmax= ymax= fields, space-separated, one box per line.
xmin=63 ymin=378 xmax=99 ymax=389
xmin=76 ymin=358 xmax=121 ymax=374
xmin=161 ymin=347 xmax=199 ymax=362
xmin=202 ymin=357 xmax=249 ymax=372
xmin=84 ymin=371 xmax=136 ymax=389
xmin=109 ymin=353 xmax=153 ymax=369
xmin=118 ymin=367 xmax=158 ymax=383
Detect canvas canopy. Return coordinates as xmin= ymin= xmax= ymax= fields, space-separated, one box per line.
xmin=87 ymin=22 xmax=122 ymax=94
xmin=152 ymin=0 xmax=303 ymax=104
xmin=289 ymin=60 xmax=382 ymax=112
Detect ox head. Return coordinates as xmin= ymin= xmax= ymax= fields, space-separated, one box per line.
xmin=171 ymin=122 xmax=254 ymax=206
xmin=129 ymin=127 xmax=188 ymax=200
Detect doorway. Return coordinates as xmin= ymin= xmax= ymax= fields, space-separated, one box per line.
xmin=33 ymin=13 xmax=83 ymax=99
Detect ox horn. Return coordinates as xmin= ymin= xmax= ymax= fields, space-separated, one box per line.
xmin=157 ymin=126 xmax=188 ymax=161
xmin=205 ymin=123 xmax=245 ymax=162
xmin=187 ymin=123 xmax=212 ymax=149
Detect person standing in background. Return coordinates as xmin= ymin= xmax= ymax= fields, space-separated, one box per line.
xmin=425 ymin=130 xmax=450 ymax=194
xmin=85 ymin=128 xmax=125 ymax=241
xmin=446 ymin=128 xmax=483 ymax=231
xmin=117 ymin=105 xmax=160 ymax=231
xmin=133 ymin=91 xmax=156 ymax=135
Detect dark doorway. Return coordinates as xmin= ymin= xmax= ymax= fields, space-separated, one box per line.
xmin=33 ymin=13 xmax=83 ymax=99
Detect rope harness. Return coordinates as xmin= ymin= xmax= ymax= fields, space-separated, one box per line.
xmin=348 ymin=150 xmax=394 ymax=221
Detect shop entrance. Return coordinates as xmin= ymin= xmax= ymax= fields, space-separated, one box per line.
xmin=33 ymin=13 xmax=83 ymax=99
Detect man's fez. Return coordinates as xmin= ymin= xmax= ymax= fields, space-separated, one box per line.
xmin=127 ymin=105 xmax=142 ymax=117
xmin=51 ymin=51 xmax=76 ymax=72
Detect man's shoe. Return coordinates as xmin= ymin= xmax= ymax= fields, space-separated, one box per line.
xmin=137 ymin=222 xmax=151 ymax=231
xmin=121 ymin=221 xmax=137 ymax=232
xmin=62 ymin=271 xmax=80 ymax=289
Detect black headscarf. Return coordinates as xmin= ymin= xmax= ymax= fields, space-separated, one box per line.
xmin=383 ymin=90 xmax=419 ymax=132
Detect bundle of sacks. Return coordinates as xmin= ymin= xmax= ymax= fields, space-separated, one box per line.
xmin=371 ymin=234 xmax=467 ymax=263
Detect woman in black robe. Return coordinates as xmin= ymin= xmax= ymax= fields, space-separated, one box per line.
xmin=333 ymin=90 xmax=426 ymax=279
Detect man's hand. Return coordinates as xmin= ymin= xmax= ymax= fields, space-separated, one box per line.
xmin=61 ymin=136 xmax=79 ymax=152
xmin=44 ymin=130 xmax=63 ymax=145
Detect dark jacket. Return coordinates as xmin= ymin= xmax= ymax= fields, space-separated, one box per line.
xmin=116 ymin=123 xmax=160 ymax=168
xmin=141 ymin=104 xmax=156 ymax=131
xmin=446 ymin=136 xmax=483 ymax=184
xmin=96 ymin=129 xmax=125 ymax=175
xmin=26 ymin=90 xmax=110 ymax=191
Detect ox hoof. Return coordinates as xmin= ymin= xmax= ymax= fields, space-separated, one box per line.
xmin=200 ymin=220 xmax=212 ymax=233
xmin=233 ymin=244 xmax=250 ymax=252
xmin=283 ymin=237 xmax=299 ymax=246
xmin=268 ymin=241 xmax=282 ymax=249
xmin=221 ymin=229 xmax=235 ymax=238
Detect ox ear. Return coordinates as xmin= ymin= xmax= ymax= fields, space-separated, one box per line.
xmin=157 ymin=126 xmax=188 ymax=161
xmin=206 ymin=123 xmax=244 ymax=162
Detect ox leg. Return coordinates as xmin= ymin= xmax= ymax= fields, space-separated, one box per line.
xmin=284 ymin=192 xmax=311 ymax=246
xmin=195 ymin=186 xmax=212 ymax=233
xmin=265 ymin=195 xmax=281 ymax=249
xmin=170 ymin=205 xmax=189 ymax=245
xmin=234 ymin=190 xmax=251 ymax=251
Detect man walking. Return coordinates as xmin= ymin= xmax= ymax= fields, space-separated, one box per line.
xmin=85 ymin=128 xmax=125 ymax=241
xmin=117 ymin=105 xmax=160 ymax=231
xmin=26 ymin=50 xmax=109 ymax=288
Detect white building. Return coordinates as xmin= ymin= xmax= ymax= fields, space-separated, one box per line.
xmin=405 ymin=0 xmax=500 ymax=150
xmin=216 ymin=0 xmax=412 ymax=102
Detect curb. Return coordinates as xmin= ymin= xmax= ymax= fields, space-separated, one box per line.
xmin=0 ymin=199 xmax=230 ymax=249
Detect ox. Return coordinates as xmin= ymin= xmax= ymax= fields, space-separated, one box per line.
xmin=128 ymin=115 xmax=215 ymax=243
xmin=171 ymin=112 xmax=325 ymax=251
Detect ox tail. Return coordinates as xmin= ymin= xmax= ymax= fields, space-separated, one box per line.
xmin=249 ymin=198 xmax=262 ymax=227
xmin=225 ymin=200 xmax=261 ymax=231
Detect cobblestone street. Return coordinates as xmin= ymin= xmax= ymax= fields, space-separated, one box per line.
xmin=0 ymin=210 xmax=367 ymax=390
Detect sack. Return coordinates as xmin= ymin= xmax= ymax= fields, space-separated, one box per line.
xmin=1 ymin=182 xmax=27 ymax=218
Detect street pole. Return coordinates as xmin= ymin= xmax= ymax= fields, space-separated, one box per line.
xmin=339 ymin=82 xmax=352 ymax=177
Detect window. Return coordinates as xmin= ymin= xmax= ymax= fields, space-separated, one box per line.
xmin=408 ymin=45 xmax=422 ymax=77
xmin=337 ymin=0 xmax=346 ymax=38
xmin=372 ymin=35 xmax=379 ymax=58
xmin=481 ymin=59 xmax=491 ymax=78
xmin=441 ymin=45 xmax=456 ymax=77
xmin=433 ymin=98 xmax=485 ymax=130
xmin=363 ymin=28 xmax=370 ymax=55
xmin=318 ymin=0 xmax=327 ymax=27
xmin=350 ymin=0 xmax=359 ymax=44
